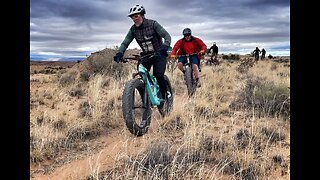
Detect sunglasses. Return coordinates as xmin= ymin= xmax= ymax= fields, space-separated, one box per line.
xmin=130 ymin=14 xmax=140 ymax=19
xmin=184 ymin=34 xmax=191 ymax=37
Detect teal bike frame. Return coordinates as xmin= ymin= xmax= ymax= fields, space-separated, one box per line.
xmin=124 ymin=53 xmax=171 ymax=107
xmin=138 ymin=64 xmax=162 ymax=106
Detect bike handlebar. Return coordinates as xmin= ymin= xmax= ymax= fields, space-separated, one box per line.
xmin=122 ymin=52 xmax=159 ymax=63
xmin=175 ymin=53 xmax=199 ymax=58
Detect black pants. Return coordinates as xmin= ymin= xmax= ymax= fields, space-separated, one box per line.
xmin=255 ymin=54 xmax=259 ymax=61
xmin=141 ymin=55 xmax=167 ymax=99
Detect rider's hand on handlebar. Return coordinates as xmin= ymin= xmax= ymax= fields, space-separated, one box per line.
xmin=113 ymin=52 xmax=123 ymax=63
xmin=199 ymin=50 xmax=206 ymax=56
xmin=159 ymin=44 xmax=169 ymax=57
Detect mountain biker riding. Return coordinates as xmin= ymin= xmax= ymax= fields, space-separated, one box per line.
xmin=170 ymin=28 xmax=207 ymax=87
xmin=252 ymin=47 xmax=261 ymax=61
xmin=113 ymin=4 xmax=172 ymax=100
xmin=261 ymin=48 xmax=266 ymax=60
xmin=208 ymin=42 xmax=219 ymax=62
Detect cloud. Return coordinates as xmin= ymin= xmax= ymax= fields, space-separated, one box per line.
xmin=30 ymin=0 xmax=290 ymax=61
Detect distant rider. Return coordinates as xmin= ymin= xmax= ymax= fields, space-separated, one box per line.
xmin=261 ymin=48 xmax=266 ymax=60
xmin=208 ymin=42 xmax=219 ymax=62
xmin=252 ymin=47 xmax=261 ymax=61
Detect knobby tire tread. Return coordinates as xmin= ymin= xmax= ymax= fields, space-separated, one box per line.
xmin=122 ymin=78 xmax=151 ymax=136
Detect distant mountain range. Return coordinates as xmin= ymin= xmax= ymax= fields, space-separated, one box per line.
xmin=30 ymin=57 xmax=86 ymax=62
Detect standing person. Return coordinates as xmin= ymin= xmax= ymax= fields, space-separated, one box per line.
xmin=208 ymin=42 xmax=219 ymax=62
xmin=261 ymin=48 xmax=266 ymax=60
xmin=170 ymin=28 xmax=207 ymax=87
xmin=252 ymin=47 xmax=261 ymax=61
xmin=113 ymin=4 xmax=171 ymax=100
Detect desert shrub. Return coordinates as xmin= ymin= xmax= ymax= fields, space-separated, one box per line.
xmin=79 ymin=72 xmax=91 ymax=82
xmin=66 ymin=125 xmax=102 ymax=143
xmin=230 ymin=77 xmax=290 ymax=119
xmin=234 ymin=129 xmax=251 ymax=149
xmin=141 ymin=141 xmax=172 ymax=169
xmin=78 ymin=101 xmax=92 ymax=118
xmin=58 ymin=70 xmax=78 ymax=87
xmin=222 ymin=54 xmax=240 ymax=60
xmin=222 ymin=159 xmax=260 ymax=179
xmin=260 ymin=127 xmax=286 ymax=144
xmin=237 ymin=58 xmax=255 ymax=73
xmin=128 ymin=140 xmax=172 ymax=179
xmin=199 ymin=135 xmax=227 ymax=154
xmin=222 ymin=54 xmax=229 ymax=59
xmin=84 ymin=49 xmax=130 ymax=80
xmin=160 ymin=115 xmax=185 ymax=133
xmin=270 ymin=64 xmax=277 ymax=71
xmin=230 ymin=54 xmax=240 ymax=60
xmin=30 ymin=135 xmax=64 ymax=163
xmin=52 ymin=118 xmax=67 ymax=130
xmin=69 ymin=87 xmax=85 ymax=97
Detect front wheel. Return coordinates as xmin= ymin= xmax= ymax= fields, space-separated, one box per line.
xmin=157 ymin=75 xmax=174 ymax=117
xmin=122 ymin=78 xmax=152 ymax=136
xmin=185 ymin=66 xmax=196 ymax=96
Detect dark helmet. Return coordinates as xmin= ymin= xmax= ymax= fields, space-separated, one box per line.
xmin=128 ymin=4 xmax=146 ymax=17
xmin=182 ymin=28 xmax=192 ymax=36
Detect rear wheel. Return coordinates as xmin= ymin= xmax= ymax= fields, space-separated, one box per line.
xmin=157 ymin=75 xmax=174 ymax=116
xmin=122 ymin=78 xmax=152 ymax=136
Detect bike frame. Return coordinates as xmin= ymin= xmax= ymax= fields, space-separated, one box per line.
xmin=124 ymin=53 xmax=163 ymax=107
xmin=138 ymin=64 xmax=162 ymax=106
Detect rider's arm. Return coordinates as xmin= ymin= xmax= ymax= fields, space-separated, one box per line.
xmin=153 ymin=21 xmax=171 ymax=47
xmin=208 ymin=46 xmax=213 ymax=53
xmin=171 ymin=39 xmax=183 ymax=55
xmin=196 ymin=38 xmax=207 ymax=52
xmin=118 ymin=28 xmax=134 ymax=54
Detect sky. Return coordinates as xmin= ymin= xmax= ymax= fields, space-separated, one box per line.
xmin=30 ymin=0 xmax=290 ymax=61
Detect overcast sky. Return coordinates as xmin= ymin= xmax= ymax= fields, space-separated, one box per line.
xmin=30 ymin=0 xmax=290 ymax=61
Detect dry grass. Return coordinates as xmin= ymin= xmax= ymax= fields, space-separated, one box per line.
xmin=30 ymin=52 xmax=290 ymax=179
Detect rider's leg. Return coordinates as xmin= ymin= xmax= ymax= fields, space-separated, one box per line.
xmin=152 ymin=55 xmax=168 ymax=99
xmin=190 ymin=55 xmax=201 ymax=87
xmin=213 ymin=53 xmax=217 ymax=61
xmin=177 ymin=56 xmax=187 ymax=74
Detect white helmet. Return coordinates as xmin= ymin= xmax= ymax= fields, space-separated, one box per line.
xmin=128 ymin=4 xmax=146 ymax=17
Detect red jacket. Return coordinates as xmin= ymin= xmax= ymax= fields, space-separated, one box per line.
xmin=171 ymin=36 xmax=207 ymax=60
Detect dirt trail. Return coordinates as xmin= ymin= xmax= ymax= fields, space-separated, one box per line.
xmin=30 ymin=95 xmax=188 ymax=180
xmin=31 ymin=129 xmax=147 ymax=180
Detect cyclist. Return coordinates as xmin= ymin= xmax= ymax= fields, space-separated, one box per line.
xmin=113 ymin=4 xmax=172 ymax=100
xmin=170 ymin=28 xmax=207 ymax=87
xmin=252 ymin=47 xmax=261 ymax=61
xmin=208 ymin=42 xmax=219 ymax=63
xmin=261 ymin=48 xmax=266 ymax=60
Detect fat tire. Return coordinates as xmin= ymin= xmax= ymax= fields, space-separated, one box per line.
xmin=185 ymin=66 xmax=196 ymax=96
xmin=122 ymin=78 xmax=151 ymax=136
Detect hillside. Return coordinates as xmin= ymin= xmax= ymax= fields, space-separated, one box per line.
xmin=30 ymin=48 xmax=290 ymax=179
